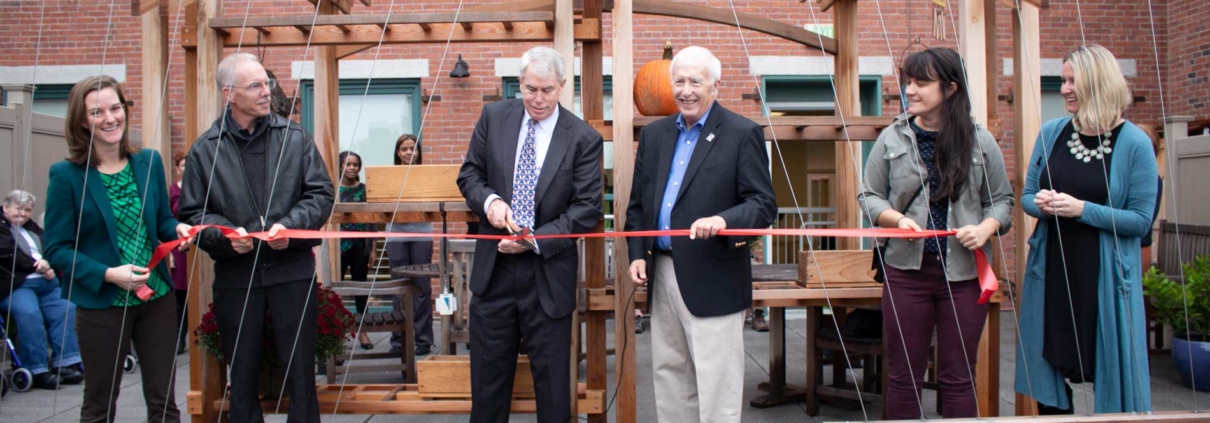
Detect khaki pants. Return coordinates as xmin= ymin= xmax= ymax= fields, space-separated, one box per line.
xmin=650 ymin=255 xmax=745 ymax=423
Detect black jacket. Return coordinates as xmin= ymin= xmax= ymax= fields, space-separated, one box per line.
xmin=625 ymin=102 xmax=777 ymax=317
xmin=180 ymin=112 xmax=334 ymax=289
xmin=1 ymin=215 xmax=43 ymax=301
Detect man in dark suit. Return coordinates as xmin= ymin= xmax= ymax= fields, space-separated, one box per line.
xmin=457 ymin=46 xmax=603 ymax=423
xmin=625 ymin=46 xmax=777 ymax=423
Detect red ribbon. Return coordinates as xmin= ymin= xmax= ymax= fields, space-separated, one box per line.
xmin=152 ymin=226 xmax=999 ymax=304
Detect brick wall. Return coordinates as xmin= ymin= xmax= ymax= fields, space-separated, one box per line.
xmin=1 ymin=0 xmax=1194 ymax=283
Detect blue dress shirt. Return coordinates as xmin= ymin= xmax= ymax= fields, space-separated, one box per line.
xmin=655 ymin=105 xmax=714 ymax=251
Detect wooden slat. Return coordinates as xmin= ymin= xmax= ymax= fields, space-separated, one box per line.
xmin=364 ymin=165 xmax=464 ymax=202
xmin=611 ymin=0 xmax=637 ymax=421
xmin=633 ymin=0 xmax=836 ymax=54
xmin=798 ymin=250 xmax=877 ymax=288
xmin=1011 ymin=8 xmax=1042 ymax=415
xmin=416 ymin=356 xmax=535 ymax=398
xmin=209 ymin=11 xmax=553 ymax=30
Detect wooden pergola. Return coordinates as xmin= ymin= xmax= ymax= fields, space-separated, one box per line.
xmin=150 ymin=0 xmax=1205 ymax=421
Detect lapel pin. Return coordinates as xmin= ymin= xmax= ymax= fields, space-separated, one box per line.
xmin=706 ymin=133 xmax=715 ymax=143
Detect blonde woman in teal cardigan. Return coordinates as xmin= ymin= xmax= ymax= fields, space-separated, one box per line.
xmin=1016 ymin=45 xmax=1156 ymax=414
xmin=42 ymin=76 xmax=191 ymax=423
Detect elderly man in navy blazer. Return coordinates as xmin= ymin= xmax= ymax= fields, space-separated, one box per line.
xmin=625 ymin=46 xmax=777 ymax=423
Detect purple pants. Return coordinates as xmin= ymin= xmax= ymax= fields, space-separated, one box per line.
xmin=881 ymin=254 xmax=988 ymax=419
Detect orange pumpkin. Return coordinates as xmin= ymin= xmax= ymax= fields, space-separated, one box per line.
xmin=634 ymin=41 xmax=678 ymax=117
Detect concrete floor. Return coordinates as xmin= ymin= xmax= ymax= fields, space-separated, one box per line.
xmin=1 ymin=310 xmax=1204 ymax=422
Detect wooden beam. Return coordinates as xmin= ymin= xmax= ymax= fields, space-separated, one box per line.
xmin=184 ymin=0 xmax=224 ymax=421
xmin=141 ymin=1 xmax=170 ymax=181
xmin=502 ymin=21 xmax=513 ymax=30
xmin=314 ymin=0 xmax=342 ymax=287
xmin=582 ymin=0 xmax=608 ymax=421
xmin=464 ymin=0 xmax=554 ymax=13
xmin=555 ymin=0 xmax=575 ymax=108
xmin=209 ymin=11 xmax=554 ymax=30
xmin=833 ymin=0 xmax=860 ymax=251
xmin=612 ymin=0 xmax=637 ymax=421
xmin=304 ymin=0 xmax=353 ymax=14
xmin=294 ymin=25 xmax=312 ymax=34
xmin=960 ymin=0 xmax=990 ymax=126
xmin=633 ymin=0 xmax=836 ymax=54
xmin=134 ymin=0 xmax=158 ymax=15
xmin=200 ymin=21 xmax=598 ymax=48
xmin=1011 ymin=4 xmax=1041 ymax=415
xmin=459 ymin=22 xmax=473 ymax=31
xmin=996 ymin=0 xmax=1049 ymax=8
xmin=418 ymin=23 xmax=432 ymax=31
xmin=335 ymin=44 xmax=374 ymax=59
xmin=817 ymin=0 xmax=837 ymax=12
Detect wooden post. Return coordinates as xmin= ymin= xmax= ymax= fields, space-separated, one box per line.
xmin=972 ymin=0 xmax=1000 ymax=418
xmin=580 ymin=0 xmax=607 ymax=421
xmin=314 ymin=1 xmax=341 ymax=285
xmin=959 ymin=0 xmax=990 ymax=127
xmin=1012 ymin=3 xmax=1041 ymax=416
xmin=611 ymin=0 xmax=637 ymax=421
xmin=554 ymin=0 xmax=575 ymax=108
xmin=833 ymin=0 xmax=860 ymax=250
xmin=141 ymin=0 xmax=170 ymax=174
xmin=185 ymin=0 xmax=224 ymax=421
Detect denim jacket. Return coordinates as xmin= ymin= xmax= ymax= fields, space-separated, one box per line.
xmin=858 ymin=113 xmax=1015 ymax=281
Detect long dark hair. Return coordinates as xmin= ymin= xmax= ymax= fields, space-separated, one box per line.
xmin=901 ymin=47 xmax=974 ymax=202
xmin=393 ymin=134 xmax=422 ymax=165
xmin=338 ymin=150 xmax=362 ymax=182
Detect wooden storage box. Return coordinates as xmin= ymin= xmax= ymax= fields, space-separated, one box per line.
xmin=364 ymin=164 xmax=464 ymax=203
xmin=416 ymin=355 xmax=535 ymax=398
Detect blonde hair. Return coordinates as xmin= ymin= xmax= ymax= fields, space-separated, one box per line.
xmin=1064 ymin=44 xmax=1132 ymax=133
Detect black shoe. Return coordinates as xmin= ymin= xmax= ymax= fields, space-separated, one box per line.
xmin=32 ymin=372 xmax=61 ymax=390
xmin=389 ymin=345 xmax=402 ymax=355
xmin=56 ymin=365 xmax=84 ymax=385
xmin=415 ymin=344 xmax=431 ymax=356
xmin=634 ymin=315 xmax=646 ymax=334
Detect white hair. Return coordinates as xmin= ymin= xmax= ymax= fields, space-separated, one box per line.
xmin=3 ymin=190 xmax=35 ymax=207
xmin=519 ymin=46 xmax=566 ymax=82
xmin=216 ymin=52 xmax=259 ymax=89
xmin=670 ymin=46 xmax=722 ymax=82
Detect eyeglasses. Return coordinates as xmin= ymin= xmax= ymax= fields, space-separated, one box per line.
xmin=232 ymin=79 xmax=277 ymax=92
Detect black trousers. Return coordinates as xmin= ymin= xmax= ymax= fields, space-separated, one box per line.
xmin=214 ymin=279 xmax=319 ymax=423
xmin=340 ymin=248 xmax=370 ymax=313
xmin=76 ymin=293 xmax=180 ymax=423
xmin=387 ymin=241 xmax=434 ymax=349
xmin=470 ymin=253 xmax=572 ymax=423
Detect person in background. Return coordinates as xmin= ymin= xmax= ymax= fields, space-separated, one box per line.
xmin=1016 ymin=44 xmax=1156 ymax=414
xmin=169 ymin=150 xmax=190 ymax=355
xmin=2 ymin=189 xmax=84 ymax=390
xmin=337 ymin=150 xmax=377 ymax=350
xmin=386 ymin=133 xmax=436 ymax=356
xmin=858 ymin=47 xmax=1014 ymax=419
xmin=43 ymin=75 xmax=191 ymax=423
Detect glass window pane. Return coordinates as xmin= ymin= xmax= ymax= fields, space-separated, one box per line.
xmin=32 ymin=99 xmax=69 ymax=118
xmin=338 ymin=93 xmax=413 ymax=179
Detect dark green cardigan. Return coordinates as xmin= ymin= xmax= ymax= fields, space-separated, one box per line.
xmin=43 ymin=149 xmax=180 ymax=310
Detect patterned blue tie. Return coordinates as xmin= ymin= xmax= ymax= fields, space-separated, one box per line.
xmin=512 ymin=119 xmax=539 ymax=229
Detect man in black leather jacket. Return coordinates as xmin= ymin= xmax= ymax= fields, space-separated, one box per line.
xmin=180 ymin=52 xmax=333 ymax=423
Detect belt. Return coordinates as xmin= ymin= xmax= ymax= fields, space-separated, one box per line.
xmin=652 ymin=249 xmax=672 ymax=257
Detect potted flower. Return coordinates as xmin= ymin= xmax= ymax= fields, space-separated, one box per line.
xmin=1142 ymin=255 xmax=1210 ymax=392
xmin=194 ymin=283 xmax=355 ymax=396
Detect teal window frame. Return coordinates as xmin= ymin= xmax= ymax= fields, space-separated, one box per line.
xmin=299 ymin=78 xmax=422 ymax=140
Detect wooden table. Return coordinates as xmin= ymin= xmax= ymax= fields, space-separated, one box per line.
xmin=746 ymin=265 xmax=1004 ymax=418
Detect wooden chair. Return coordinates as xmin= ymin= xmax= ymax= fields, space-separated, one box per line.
xmin=326 ymin=278 xmax=418 ymax=383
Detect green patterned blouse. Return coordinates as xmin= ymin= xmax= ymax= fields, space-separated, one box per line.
xmin=99 ymin=163 xmax=170 ymax=306
xmin=339 ymin=183 xmax=371 ymax=252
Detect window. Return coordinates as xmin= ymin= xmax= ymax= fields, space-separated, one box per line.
xmin=1039 ymin=76 xmax=1068 ymax=123
xmin=1 ymin=84 xmax=73 ymax=117
xmin=301 ymin=79 xmax=422 ymax=179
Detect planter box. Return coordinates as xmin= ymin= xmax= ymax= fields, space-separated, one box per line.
xmin=416 ymin=355 xmax=534 ymax=398
xmin=364 ymin=165 xmax=464 ymax=202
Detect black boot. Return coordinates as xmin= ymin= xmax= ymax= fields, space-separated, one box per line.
xmin=56 ymin=364 xmax=84 ymax=385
